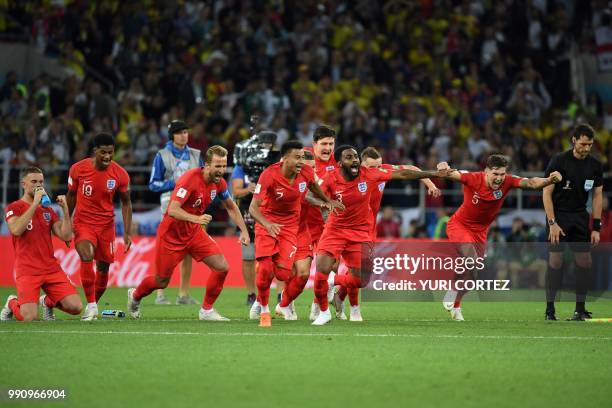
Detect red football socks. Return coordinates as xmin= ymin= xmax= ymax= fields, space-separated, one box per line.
xmin=347 ymin=288 xmax=359 ymax=306
xmin=314 ymin=272 xmax=329 ymax=311
xmin=95 ymin=272 xmax=109 ymax=303
xmin=202 ymin=270 xmax=227 ymax=310
xmin=256 ymin=258 xmax=275 ymax=307
xmin=133 ymin=276 xmax=161 ymax=301
xmin=337 ymin=286 xmax=347 ymax=301
xmin=280 ymin=275 xmax=308 ymax=307
xmin=8 ymin=298 xmax=23 ymax=321
xmin=80 ymin=261 xmax=95 ymax=303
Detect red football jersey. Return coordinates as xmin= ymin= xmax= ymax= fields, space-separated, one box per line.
xmin=369 ymin=163 xmax=396 ymax=218
xmin=5 ymin=200 xmax=62 ymax=277
xmin=320 ymin=166 xmax=393 ymax=239
xmin=451 ymin=171 xmax=524 ymax=232
xmin=253 ymin=162 xmax=315 ymax=228
xmin=68 ymin=159 xmax=130 ymax=227
xmin=304 ymin=150 xmax=337 ymax=236
xmin=157 ymin=167 xmax=230 ymax=247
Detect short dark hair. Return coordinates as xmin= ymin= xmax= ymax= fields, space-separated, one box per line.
xmin=361 ymin=147 xmax=381 ymax=160
xmin=304 ymin=150 xmax=314 ymax=160
xmin=334 ymin=145 xmax=356 ymax=162
xmin=93 ymin=132 xmax=115 ymax=147
xmin=21 ymin=166 xmax=43 ymax=179
xmin=281 ymin=140 xmax=303 ymax=156
xmin=313 ymin=125 xmax=336 ymax=142
xmin=572 ymin=123 xmax=595 ymax=140
xmin=485 ymin=154 xmax=509 ymax=169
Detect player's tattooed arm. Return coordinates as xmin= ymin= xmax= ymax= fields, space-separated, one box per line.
xmin=435 ymin=162 xmax=462 ymax=181
xmin=518 ymin=171 xmax=562 ymax=189
xmin=249 ymin=197 xmax=282 ymax=238
xmin=391 ymin=166 xmax=455 ymax=180
xmin=119 ymin=191 xmax=133 ymax=252
xmin=400 ymin=164 xmax=441 ymax=197
xmin=221 ymin=198 xmax=250 ymax=246
xmin=52 ymin=195 xmax=72 ymax=241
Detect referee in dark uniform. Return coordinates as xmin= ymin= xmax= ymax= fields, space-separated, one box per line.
xmin=543 ymin=123 xmax=604 ymax=321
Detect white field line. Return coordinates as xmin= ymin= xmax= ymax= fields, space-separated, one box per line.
xmin=0 ymin=329 xmax=610 ymax=341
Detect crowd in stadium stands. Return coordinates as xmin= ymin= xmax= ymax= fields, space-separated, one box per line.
xmin=0 ymin=0 xmax=610 ymax=239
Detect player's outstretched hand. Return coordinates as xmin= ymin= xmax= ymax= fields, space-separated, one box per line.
xmin=247 ymin=184 xmax=256 ymax=193
xmin=548 ymin=223 xmax=565 ymax=244
xmin=427 ymin=185 xmax=441 ymax=197
xmin=591 ymin=230 xmax=600 ymax=245
xmin=435 ymin=168 xmax=456 ymax=178
xmin=548 ymin=171 xmax=562 ymax=184
xmin=196 ymin=214 xmax=213 ymax=226
xmin=436 ymin=162 xmax=450 ymax=171
xmin=239 ymin=231 xmax=250 ymax=246
xmin=265 ymin=222 xmax=282 ymax=238
xmin=124 ymin=234 xmax=132 ymax=253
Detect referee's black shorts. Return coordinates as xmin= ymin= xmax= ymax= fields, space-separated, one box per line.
xmin=547 ymin=210 xmax=591 ymax=252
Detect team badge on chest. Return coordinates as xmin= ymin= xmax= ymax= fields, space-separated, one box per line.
xmin=358 ymin=182 xmax=367 ymax=193
xmin=107 ymin=179 xmax=116 ymax=190
xmin=493 ymin=190 xmax=503 ymax=199
xmin=298 ymin=182 xmax=307 ymax=193
xmin=43 ymin=212 xmax=51 ymax=222
xmin=210 ymin=189 xmax=217 ymax=200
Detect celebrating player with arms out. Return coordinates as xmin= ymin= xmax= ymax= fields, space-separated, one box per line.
xmin=332 ymin=147 xmax=441 ymax=321
xmin=312 ymin=145 xmax=451 ymax=326
xmin=249 ymin=141 xmax=342 ymax=327
xmin=67 ymin=133 xmax=132 ymax=321
xmin=128 ymin=146 xmax=250 ymax=321
xmin=437 ymin=154 xmax=562 ymax=321
xmin=1 ymin=167 xmax=82 ymax=322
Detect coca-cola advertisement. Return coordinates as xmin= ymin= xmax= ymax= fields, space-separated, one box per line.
xmin=0 ymin=236 xmax=247 ymax=288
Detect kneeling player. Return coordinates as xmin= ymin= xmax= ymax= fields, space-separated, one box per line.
xmin=1 ymin=167 xmax=82 ymax=322
xmin=127 ymin=146 xmax=250 ymax=321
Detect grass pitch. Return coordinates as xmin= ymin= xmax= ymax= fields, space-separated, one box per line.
xmin=0 ymin=287 xmax=611 ymax=408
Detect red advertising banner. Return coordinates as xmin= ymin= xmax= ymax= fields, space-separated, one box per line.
xmin=0 ymin=236 xmax=247 ymax=288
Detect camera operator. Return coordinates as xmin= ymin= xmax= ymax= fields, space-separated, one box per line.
xmin=232 ymin=124 xmax=281 ymax=307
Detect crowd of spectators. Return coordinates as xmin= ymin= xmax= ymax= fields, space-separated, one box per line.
xmin=0 ymin=0 xmax=611 ymax=236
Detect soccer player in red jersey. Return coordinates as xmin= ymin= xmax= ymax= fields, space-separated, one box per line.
xmin=304 ymin=125 xmax=339 ymax=319
xmin=128 ymin=146 xmax=250 ymax=321
xmin=1 ymin=167 xmax=82 ymax=322
xmin=312 ymin=146 xmax=451 ymax=325
xmin=304 ymin=124 xmax=337 ymax=245
xmin=272 ymin=149 xmax=329 ymax=321
xmin=437 ymin=154 xmax=562 ymax=320
xmin=248 ymin=141 xmax=341 ymax=327
xmin=332 ymin=147 xmax=442 ymax=321
xmin=67 ymin=133 xmax=132 ymax=321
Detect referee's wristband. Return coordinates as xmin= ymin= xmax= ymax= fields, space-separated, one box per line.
xmin=593 ymin=219 xmax=601 ymax=232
